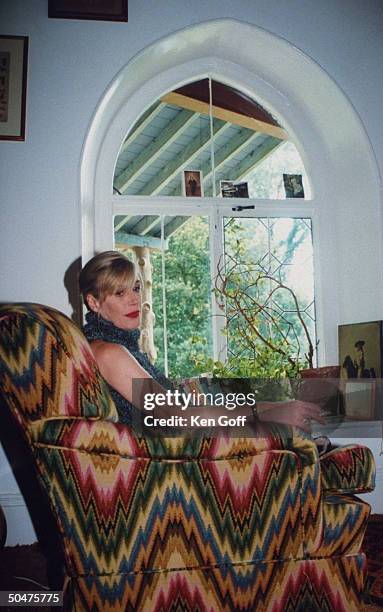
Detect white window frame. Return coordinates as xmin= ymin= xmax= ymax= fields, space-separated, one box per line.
xmin=112 ymin=195 xmax=319 ymax=365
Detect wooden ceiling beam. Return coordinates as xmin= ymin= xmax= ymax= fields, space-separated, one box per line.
xmin=203 ymin=130 xmax=263 ymax=182
xmin=115 ymin=109 xmax=199 ymax=193
xmin=161 ymin=216 xmax=189 ymax=239
xmin=118 ymin=101 xmax=166 ymax=156
xmin=115 ymin=231 xmax=168 ymax=251
xmin=137 ymin=120 xmax=230 ymax=195
xmin=161 ymin=92 xmax=288 ymax=141
xmin=216 ymin=136 xmax=283 ymax=189
xmin=129 ymin=215 xmax=161 ymax=236
xmin=167 ymin=130 xmax=265 ymax=196
xmin=114 ymin=215 xmax=133 ymax=232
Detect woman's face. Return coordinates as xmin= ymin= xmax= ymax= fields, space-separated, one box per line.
xmin=92 ymin=279 xmax=141 ymax=330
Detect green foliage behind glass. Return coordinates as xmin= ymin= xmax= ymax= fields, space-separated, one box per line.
xmin=191 ymin=343 xmax=307 ymax=400
xmin=152 ymin=216 xmax=213 ymax=378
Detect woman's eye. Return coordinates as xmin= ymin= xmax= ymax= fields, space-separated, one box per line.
xmin=115 ymin=290 xmax=125 ymax=297
xmin=133 ymin=284 xmax=141 ymax=293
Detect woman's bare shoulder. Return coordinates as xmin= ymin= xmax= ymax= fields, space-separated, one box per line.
xmin=89 ymin=339 xmax=130 ymax=361
xmin=88 ymin=339 xmax=150 ymax=381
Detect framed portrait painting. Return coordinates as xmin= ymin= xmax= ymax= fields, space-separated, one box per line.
xmin=48 ymin=0 xmax=128 ymax=22
xmin=339 ymin=320 xmax=382 ymax=380
xmin=0 ymin=36 xmax=28 ymax=141
xmin=183 ymin=170 xmax=203 ymax=197
xmin=338 ymin=320 xmax=383 ymax=419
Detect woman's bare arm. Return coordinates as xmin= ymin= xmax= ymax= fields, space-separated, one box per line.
xmin=90 ymin=340 xmax=154 ymax=405
xmin=90 ymin=341 xmax=254 ymax=430
xmin=90 ymin=340 xmax=324 ymax=433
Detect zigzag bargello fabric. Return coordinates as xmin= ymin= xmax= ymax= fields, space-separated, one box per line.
xmin=0 ymin=304 xmax=374 ymax=611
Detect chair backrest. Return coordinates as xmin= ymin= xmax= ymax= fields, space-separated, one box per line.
xmin=0 ymin=303 xmax=118 ymax=437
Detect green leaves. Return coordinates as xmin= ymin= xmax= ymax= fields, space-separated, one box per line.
xmin=191 ymin=342 xmax=307 ymax=380
xmin=151 ymin=217 xmax=213 ymax=378
xmin=148 ymin=212 xmax=315 ymax=380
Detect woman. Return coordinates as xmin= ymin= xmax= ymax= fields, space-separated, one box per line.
xmin=79 ymin=251 xmax=324 ymax=432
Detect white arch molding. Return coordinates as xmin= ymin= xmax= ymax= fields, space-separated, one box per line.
xmin=80 ymin=18 xmax=382 ymax=364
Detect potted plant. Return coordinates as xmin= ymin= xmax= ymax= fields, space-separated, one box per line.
xmin=192 ymin=231 xmax=339 ymax=414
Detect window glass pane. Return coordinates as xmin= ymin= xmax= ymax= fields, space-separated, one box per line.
xmin=222 ymin=216 xmax=316 ymax=374
xmin=211 ymin=80 xmax=282 ymax=199
xmin=114 ymin=214 xmax=213 ymax=378
xmin=114 ymin=212 xmax=165 ymax=362
xmin=153 ymin=216 xmax=213 ymax=377
xmin=113 ymin=80 xmax=212 ymax=197
xmin=244 ymin=141 xmax=309 ymax=199
xmin=210 ymin=81 xmax=308 ymax=200
xmin=113 ymin=78 xmax=309 ymax=200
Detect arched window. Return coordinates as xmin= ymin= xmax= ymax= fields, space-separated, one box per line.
xmin=112 ymin=78 xmax=316 ymax=377
xmin=81 ymin=20 xmax=381 ymax=372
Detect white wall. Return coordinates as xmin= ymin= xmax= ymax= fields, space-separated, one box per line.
xmin=1 ymin=0 xmax=383 ymax=314
xmin=1 ymin=0 xmax=383 ymax=543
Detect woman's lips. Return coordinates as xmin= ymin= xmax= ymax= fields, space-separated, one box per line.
xmin=125 ymin=310 xmax=139 ymax=319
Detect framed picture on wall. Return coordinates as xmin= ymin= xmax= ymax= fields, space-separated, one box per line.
xmin=0 ymin=36 xmax=28 ymax=141
xmin=220 ymin=181 xmax=249 ymax=198
xmin=283 ymin=174 xmax=304 ymax=198
xmin=48 ymin=0 xmax=128 ymax=22
xmin=183 ymin=170 xmax=203 ymax=197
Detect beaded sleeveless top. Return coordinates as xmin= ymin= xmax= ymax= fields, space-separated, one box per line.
xmin=83 ymin=311 xmax=170 ymax=425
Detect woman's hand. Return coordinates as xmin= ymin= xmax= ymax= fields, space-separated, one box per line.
xmin=257 ymin=399 xmax=325 ymax=433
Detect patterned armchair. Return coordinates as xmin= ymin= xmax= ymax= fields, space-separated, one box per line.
xmin=0 ymin=304 xmax=375 ymax=611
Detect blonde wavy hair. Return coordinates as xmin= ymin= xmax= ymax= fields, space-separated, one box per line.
xmin=79 ymin=251 xmax=140 ymax=309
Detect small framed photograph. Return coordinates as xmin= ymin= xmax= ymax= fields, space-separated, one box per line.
xmin=343 ymin=380 xmax=376 ymax=420
xmin=48 ymin=0 xmax=128 ymax=22
xmin=220 ymin=181 xmax=249 ymax=198
xmin=0 ymin=36 xmax=28 ymax=141
xmin=283 ymin=174 xmax=304 ymax=198
xmin=183 ymin=170 xmax=203 ymax=197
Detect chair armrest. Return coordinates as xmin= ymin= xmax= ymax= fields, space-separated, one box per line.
xmin=320 ymin=444 xmax=376 ymax=494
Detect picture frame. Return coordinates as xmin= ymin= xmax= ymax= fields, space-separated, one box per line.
xmin=298 ymin=366 xmax=342 ymax=419
xmin=0 ymin=36 xmax=28 ymax=141
xmin=342 ymin=380 xmax=376 ymax=420
xmin=183 ymin=170 xmax=203 ymax=197
xmin=338 ymin=320 xmax=383 ymax=380
xmin=220 ymin=180 xmax=249 ymax=198
xmin=338 ymin=320 xmax=383 ymax=420
xmin=283 ymin=174 xmax=304 ymax=198
xmin=48 ymin=0 xmax=128 ymax=22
